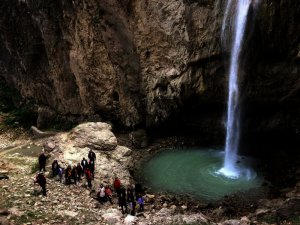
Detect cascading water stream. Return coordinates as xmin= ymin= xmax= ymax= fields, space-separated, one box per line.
xmin=218 ymin=0 xmax=252 ymax=179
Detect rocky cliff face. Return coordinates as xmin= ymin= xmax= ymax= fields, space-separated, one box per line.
xmin=0 ymin=0 xmax=299 ymax=146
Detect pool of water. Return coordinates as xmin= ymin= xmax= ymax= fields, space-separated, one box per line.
xmin=142 ymin=149 xmax=263 ymax=201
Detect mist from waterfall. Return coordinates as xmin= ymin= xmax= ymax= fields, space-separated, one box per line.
xmin=219 ymin=0 xmax=252 ymax=178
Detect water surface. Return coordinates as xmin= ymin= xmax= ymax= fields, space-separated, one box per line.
xmin=142 ymin=149 xmax=263 ymax=201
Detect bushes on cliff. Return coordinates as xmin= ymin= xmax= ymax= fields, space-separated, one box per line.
xmin=0 ymin=77 xmax=37 ymax=129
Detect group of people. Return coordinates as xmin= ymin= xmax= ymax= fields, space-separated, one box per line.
xmin=51 ymin=150 xmax=96 ymax=188
xmin=35 ymin=149 xmax=144 ymax=215
xmin=113 ymin=177 xmax=144 ymax=215
xmin=35 ymin=149 xmax=97 ymax=195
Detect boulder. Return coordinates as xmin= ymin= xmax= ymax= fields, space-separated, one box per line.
xmin=102 ymin=208 xmax=122 ymax=224
xmin=69 ymin=122 xmax=117 ymax=151
xmin=124 ymin=215 xmax=137 ymax=225
xmin=43 ymin=141 xmax=56 ymax=153
xmin=181 ymin=213 xmax=208 ymax=224
xmin=63 ymin=210 xmax=78 ymax=218
xmin=277 ymin=198 xmax=300 ymax=218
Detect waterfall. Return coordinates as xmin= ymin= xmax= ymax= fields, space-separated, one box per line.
xmin=219 ymin=0 xmax=252 ymax=178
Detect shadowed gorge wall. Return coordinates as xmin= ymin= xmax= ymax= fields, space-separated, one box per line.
xmin=0 ymin=0 xmax=299 ymax=147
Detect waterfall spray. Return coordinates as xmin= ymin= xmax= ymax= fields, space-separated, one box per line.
xmin=219 ymin=0 xmax=252 ymax=178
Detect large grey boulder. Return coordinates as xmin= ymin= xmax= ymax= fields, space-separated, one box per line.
xmin=69 ymin=122 xmax=117 ymax=151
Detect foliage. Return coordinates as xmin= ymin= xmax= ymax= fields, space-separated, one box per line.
xmin=31 ymin=160 xmax=40 ymax=174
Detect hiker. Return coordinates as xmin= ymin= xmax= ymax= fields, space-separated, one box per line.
xmin=85 ymin=168 xmax=92 ymax=188
xmin=38 ymin=152 xmax=47 ymax=172
xmin=127 ymin=185 xmax=136 ymax=215
xmin=76 ymin=163 xmax=83 ymax=181
xmin=81 ymin=157 xmax=88 ymax=176
xmin=135 ymin=183 xmax=142 ymax=200
xmin=105 ymin=185 xmax=113 ymax=204
xmin=88 ymin=160 xmax=95 ymax=179
xmin=34 ymin=172 xmax=47 ymax=196
xmin=97 ymin=184 xmax=106 ymax=203
xmin=88 ymin=149 xmax=96 ymax=162
xmin=113 ymin=176 xmax=121 ymax=196
xmin=51 ymin=160 xmax=59 ymax=177
xmin=58 ymin=165 xmax=64 ymax=182
xmin=65 ymin=165 xmax=72 ymax=185
xmin=71 ymin=165 xmax=78 ymax=185
xmin=119 ymin=185 xmax=128 ymax=214
xmin=137 ymin=193 xmax=144 ymax=212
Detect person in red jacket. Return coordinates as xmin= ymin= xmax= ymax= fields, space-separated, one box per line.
xmin=113 ymin=176 xmax=121 ymax=207
xmin=34 ymin=172 xmax=47 ymax=196
xmin=113 ymin=177 xmax=121 ymax=195
xmin=105 ymin=185 xmax=113 ymax=204
xmin=85 ymin=168 xmax=92 ymax=188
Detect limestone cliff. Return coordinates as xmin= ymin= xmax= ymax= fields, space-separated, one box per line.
xmin=0 ymin=0 xmax=299 ymax=146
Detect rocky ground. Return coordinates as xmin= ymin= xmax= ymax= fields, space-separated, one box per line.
xmin=0 ymin=123 xmax=300 ymax=225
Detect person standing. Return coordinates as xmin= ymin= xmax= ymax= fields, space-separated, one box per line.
xmin=65 ymin=165 xmax=72 ymax=185
xmin=58 ymin=165 xmax=64 ymax=183
xmin=105 ymin=185 xmax=113 ymax=204
xmin=98 ymin=184 xmax=106 ymax=203
xmin=137 ymin=193 xmax=144 ymax=212
xmin=76 ymin=163 xmax=83 ymax=181
xmin=88 ymin=149 xmax=96 ymax=162
xmin=88 ymin=149 xmax=96 ymax=178
xmin=34 ymin=172 xmax=47 ymax=196
xmin=127 ymin=185 xmax=136 ymax=215
xmin=88 ymin=160 xmax=95 ymax=179
xmin=38 ymin=152 xmax=47 ymax=172
xmin=113 ymin=177 xmax=121 ymax=196
xmin=119 ymin=185 xmax=128 ymax=214
xmin=71 ymin=165 xmax=78 ymax=185
xmin=85 ymin=168 xmax=92 ymax=188
xmin=81 ymin=157 xmax=88 ymax=176
xmin=51 ymin=160 xmax=59 ymax=177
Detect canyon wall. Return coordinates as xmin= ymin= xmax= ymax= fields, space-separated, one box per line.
xmin=0 ymin=0 xmax=299 ymax=146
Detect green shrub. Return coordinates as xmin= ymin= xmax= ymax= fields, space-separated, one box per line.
xmin=31 ymin=160 xmax=39 ymax=174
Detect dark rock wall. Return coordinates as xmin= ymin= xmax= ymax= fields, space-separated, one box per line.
xmin=0 ymin=0 xmax=299 ymax=147
xmin=240 ymin=1 xmax=300 ymax=152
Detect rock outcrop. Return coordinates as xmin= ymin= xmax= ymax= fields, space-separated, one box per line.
xmin=45 ymin=122 xmax=132 ymax=184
